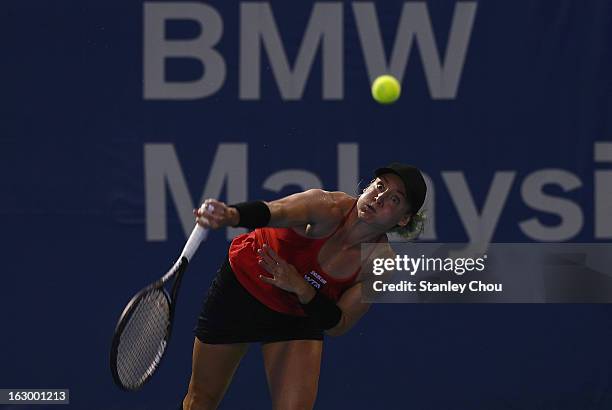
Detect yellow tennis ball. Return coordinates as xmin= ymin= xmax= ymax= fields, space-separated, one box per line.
xmin=371 ymin=75 xmax=401 ymax=104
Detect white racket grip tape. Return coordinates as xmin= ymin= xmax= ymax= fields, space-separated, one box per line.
xmin=180 ymin=224 xmax=207 ymax=262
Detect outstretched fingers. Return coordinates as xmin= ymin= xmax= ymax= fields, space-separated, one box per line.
xmin=258 ymin=274 xmax=276 ymax=285
xmin=257 ymin=244 xmax=290 ymax=287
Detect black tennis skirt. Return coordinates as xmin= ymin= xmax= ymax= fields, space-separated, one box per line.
xmin=194 ymin=256 xmax=324 ymax=344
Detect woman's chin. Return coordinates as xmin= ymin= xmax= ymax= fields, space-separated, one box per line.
xmin=357 ymin=208 xmax=377 ymax=222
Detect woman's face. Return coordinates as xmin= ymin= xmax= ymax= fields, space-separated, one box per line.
xmin=357 ymin=173 xmax=411 ymax=230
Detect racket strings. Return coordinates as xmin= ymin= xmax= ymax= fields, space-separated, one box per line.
xmin=116 ymin=290 xmax=171 ymax=389
xmin=119 ymin=292 xmax=169 ymax=366
xmin=118 ymin=292 xmax=169 ymax=386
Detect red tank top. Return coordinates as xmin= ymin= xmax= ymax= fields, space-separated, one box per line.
xmin=228 ymin=200 xmax=375 ymax=316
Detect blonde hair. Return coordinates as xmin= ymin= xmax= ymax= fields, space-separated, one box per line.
xmin=389 ymin=209 xmax=426 ymax=240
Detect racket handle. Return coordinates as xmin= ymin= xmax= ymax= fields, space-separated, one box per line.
xmin=180 ymin=224 xmax=207 ymax=262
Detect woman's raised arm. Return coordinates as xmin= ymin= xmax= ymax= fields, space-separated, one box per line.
xmin=194 ymin=189 xmax=345 ymax=230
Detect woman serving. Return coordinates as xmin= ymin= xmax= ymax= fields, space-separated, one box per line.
xmin=181 ymin=163 xmax=427 ymax=410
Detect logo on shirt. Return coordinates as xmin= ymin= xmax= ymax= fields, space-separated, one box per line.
xmin=303 ymin=270 xmax=327 ymax=289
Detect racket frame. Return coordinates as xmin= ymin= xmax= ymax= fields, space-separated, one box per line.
xmin=109 ymin=256 xmax=188 ymax=391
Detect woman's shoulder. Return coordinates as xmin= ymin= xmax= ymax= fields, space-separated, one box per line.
xmin=300 ymin=189 xmax=356 ymax=226
xmin=356 ymin=237 xmax=394 ymax=283
xmin=321 ymin=190 xmax=356 ymax=218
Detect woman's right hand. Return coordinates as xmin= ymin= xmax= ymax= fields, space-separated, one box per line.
xmin=193 ymin=199 xmax=239 ymax=229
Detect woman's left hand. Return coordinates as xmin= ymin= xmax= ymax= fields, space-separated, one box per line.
xmin=257 ymin=244 xmax=310 ymax=297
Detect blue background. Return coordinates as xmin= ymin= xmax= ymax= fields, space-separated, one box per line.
xmin=1 ymin=1 xmax=612 ymax=409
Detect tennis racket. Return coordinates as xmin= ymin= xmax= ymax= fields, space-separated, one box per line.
xmin=110 ymin=223 xmax=207 ymax=391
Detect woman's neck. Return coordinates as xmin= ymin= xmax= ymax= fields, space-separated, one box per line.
xmin=337 ymin=206 xmax=386 ymax=248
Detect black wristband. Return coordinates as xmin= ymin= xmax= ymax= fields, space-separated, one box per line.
xmin=229 ymin=201 xmax=271 ymax=230
xmin=301 ymin=292 xmax=342 ymax=330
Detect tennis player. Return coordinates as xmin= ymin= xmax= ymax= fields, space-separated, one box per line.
xmin=181 ymin=163 xmax=427 ymax=410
